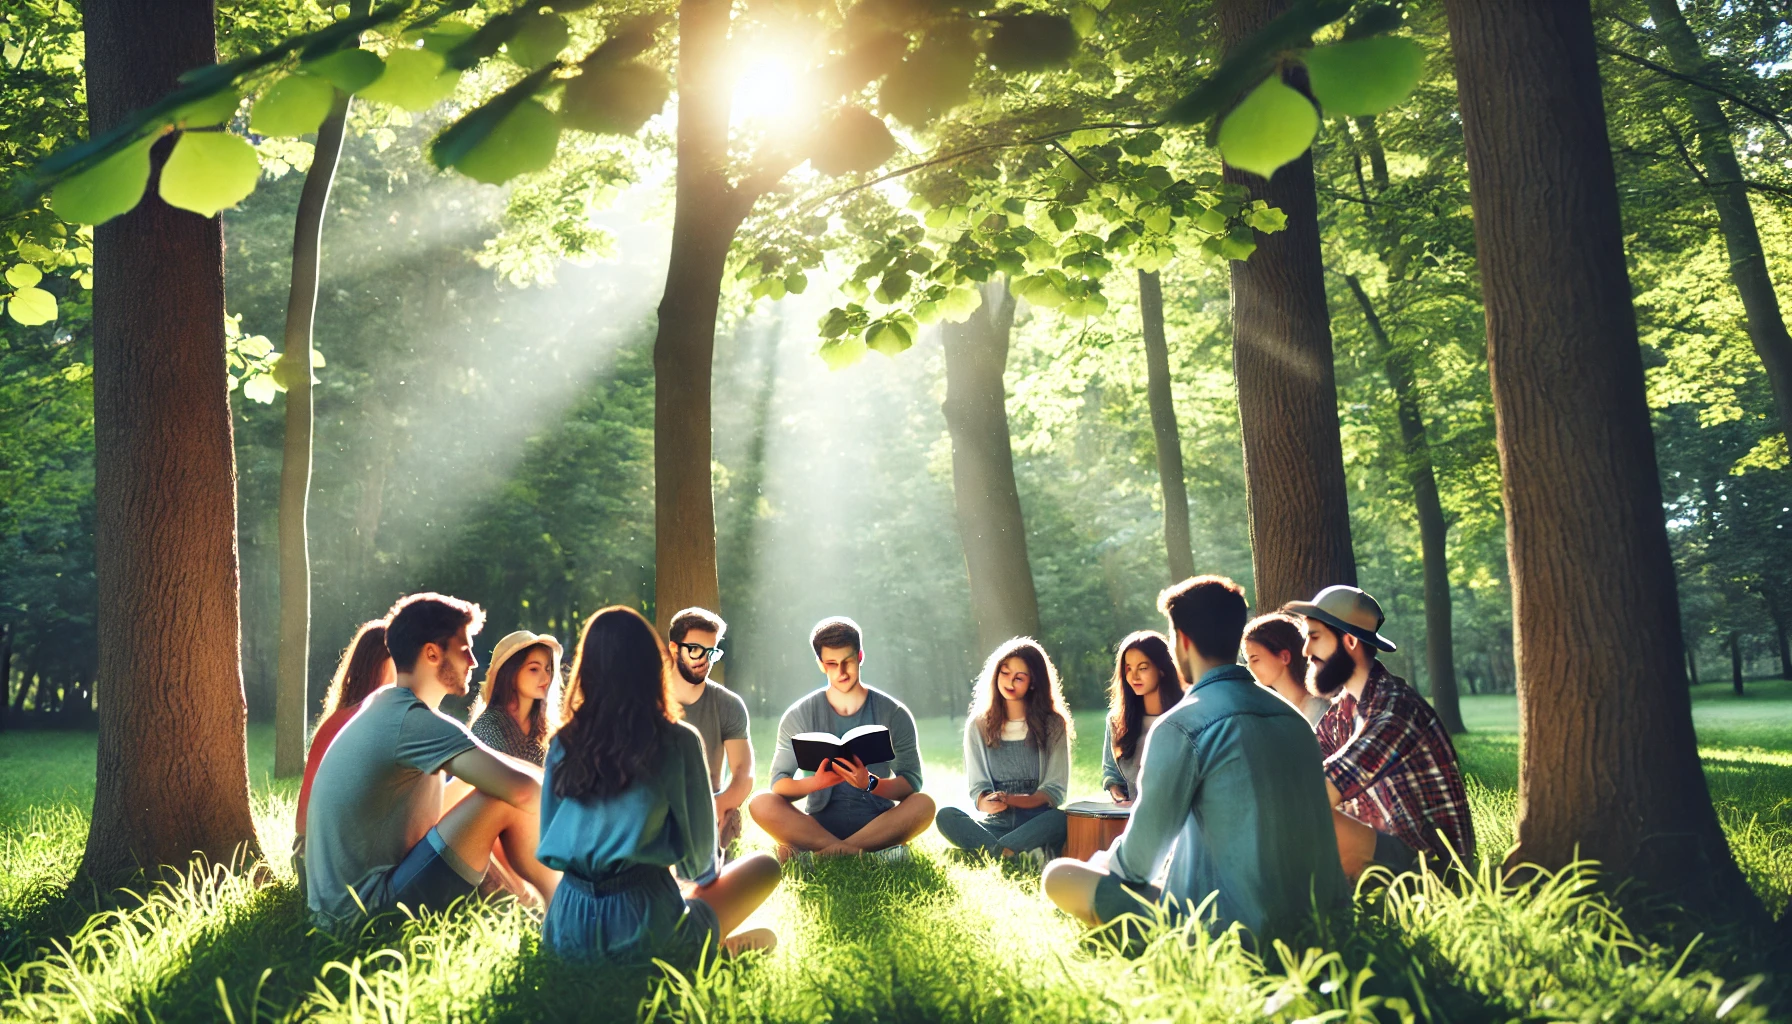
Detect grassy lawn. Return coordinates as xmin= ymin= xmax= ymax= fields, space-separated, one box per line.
xmin=1 ymin=681 xmax=1788 ymax=1022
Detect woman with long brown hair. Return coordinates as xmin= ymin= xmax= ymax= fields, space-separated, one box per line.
xmin=468 ymin=630 xmax=563 ymax=766
xmin=1099 ymin=630 xmax=1185 ymax=805
xmin=537 ymin=606 xmax=780 ymax=964
xmin=933 ymin=637 xmax=1074 ymax=864
xmin=294 ymin=620 xmax=393 ymax=891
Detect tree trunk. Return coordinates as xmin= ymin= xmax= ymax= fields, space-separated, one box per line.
xmin=82 ymin=0 xmax=260 ymax=880
xmin=1343 ymin=276 xmax=1466 ymax=733
xmin=942 ymin=279 xmax=1042 ymax=654
xmin=1644 ymin=0 xmax=1792 ymax=443
xmin=1687 ymin=643 xmax=1700 ymax=686
xmin=1139 ymin=270 xmax=1195 ymax=581
xmin=10 ymin=665 xmax=29 ymax=716
xmin=1729 ymin=631 xmax=1744 ymax=696
xmin=0 ymin=622 xmax=11 ymax=731
xmin=652 ymin=0 xmax=755 ymax=636
xmin=275 ymin=90 xmax=352 ymax=778
xmin=1443 ymin=0 xmax=1755 ymax=909
xmin=1217 ymin=0 xmax=1356 ymax=613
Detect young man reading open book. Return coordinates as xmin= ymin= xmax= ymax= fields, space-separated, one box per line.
xmin=748 ymin=617 xmax=934 ymax=859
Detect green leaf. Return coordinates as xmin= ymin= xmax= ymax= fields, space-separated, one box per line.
xmin=506 ymin=11 xmax=569 ymax=69
xmin=1196 ymin=208 xmax=1227 ymax=234
xmin=242 ymin=372 xmax=282 ymax=404
xmin=158 ymin=131 xmax=261 ymax=216
xmin=1246 ymin=206 xmax=1288 ymax=232
xmin=176 ymin=89 xmax=243 ymax=128
xmin=784 ymin=272 xmax=808 ymax=295
xmin=811 ymin=107 xmax=897 ymax=177
xmin=1302 ymin=36 xmax=1424 ymax=116
xmin=1216 ymin=77 xmax=1318 ymax=179
xmin=879 ymin=31 xmax=977 ymax=127
xmin=6 ymin=286 xmax=57 ymax=326
xmin=251 ymin=74 xmax=336 ymax=137
xmin=359 ymin=47 xmax=459 ymax=111
xmin=1142 ymin=206 xmax=1172 ymax=234
xmin=819 ymin=334 xmax=867 ymax=370
xmin=561 ymin=61 xmax=670 ymax=135
xmin=449 ymin=100 xmax=561 ymax=185
xmin=6 ymin=264 xmax=43 ymax=288
xmin=1049 ymin=206 xmax=1077 ymax=232
xmin=303 ymin=48 xmax=385 ymax=92
xmin=939 ymin=285 xmax=982 ymax=322
xmin=416 ymin=19 xmax=479 ymax=54
xmin=1069 ymin=4 xmax=1098 ymax=36
xmin=874 ymin=269 xmax=911 ymax=303
xmin=866 ymin=314 xmax=916 ymax=357
xmin=984 ymin=14 xmax=1078 ymax=71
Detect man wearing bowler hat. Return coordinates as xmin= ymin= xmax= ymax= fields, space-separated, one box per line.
xmin=1284 ymin=585 xmax=1474 ymax=880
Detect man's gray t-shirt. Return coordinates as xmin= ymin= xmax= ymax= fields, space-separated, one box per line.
xmin=768 ymin=685 xmax=922 ymax=816
xmin=304 ymin=686 xmax=477 ymax=923
xmin=679 ymin=681 xmax=750 ymax=792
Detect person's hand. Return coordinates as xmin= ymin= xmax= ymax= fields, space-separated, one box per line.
xmin=979 ymin=791 xmax=1009 ymax=814
xmin=833 ymin=756 xmax=872 ymax=790
xmin=811 ymin=760 xmax=847 ymax=789
xmin=1107 ymin=785 xmax=1130 ymax=805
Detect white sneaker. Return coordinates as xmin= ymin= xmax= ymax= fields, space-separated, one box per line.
xmin=866 ymin=844 xmax=912 ymax=865
xmin=1018 ymin=848 xmax=1048 ymax=872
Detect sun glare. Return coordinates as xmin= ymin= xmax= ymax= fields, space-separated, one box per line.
xmin=730 ymin=52 xmax=813 ymax=130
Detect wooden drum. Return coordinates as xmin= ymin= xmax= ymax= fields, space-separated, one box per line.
xmin=1063 ymin=806 xmax=1129 ymax=861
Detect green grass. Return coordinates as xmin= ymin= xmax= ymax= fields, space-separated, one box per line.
xmin=1 ymin=691 xmax=1789 ymax=1023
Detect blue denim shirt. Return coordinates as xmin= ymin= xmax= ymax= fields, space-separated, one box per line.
xmin=1108 ymin=664 xmax=1348 ymax=943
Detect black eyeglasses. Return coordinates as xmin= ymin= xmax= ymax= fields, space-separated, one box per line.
xmin=678 ymin=641 xmax=724 ymax=662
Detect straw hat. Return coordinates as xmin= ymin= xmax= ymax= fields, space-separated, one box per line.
xmin=483 ymin=629 xmax=565 ymax=691
xmin=1281 ymin=585 xmax=1398 ymax=653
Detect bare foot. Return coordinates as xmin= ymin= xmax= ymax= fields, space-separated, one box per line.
xmin=818 ymin=842 xmax=862 ymax=857
xmin=722 ymin=927 xmax=778 ymax=956
xmin=774 ymin=843 xmax=799 ymax=863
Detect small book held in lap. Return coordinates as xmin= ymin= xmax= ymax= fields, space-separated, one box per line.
xmin=791 ymin=725 xmax=895 ymax=772
xmin=1062 ymin=800 xmax=1132 ymax=819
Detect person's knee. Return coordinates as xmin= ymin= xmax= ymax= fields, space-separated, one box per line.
xmin=1042 ymin=858 xmax=1098 ymax=918
xmin=747 ymin=791 xmax=786 ymax=825
xmin=736 ymin=851 xmax=781 ymax=886
xmin=932 ymin=803 xmax=965 ymax=828
xmin=903 ymin=792 xmax=936 ymax=820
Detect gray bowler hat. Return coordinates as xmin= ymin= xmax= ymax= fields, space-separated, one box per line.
xmin=1281 ymin=585 xmax=1398 ymax=652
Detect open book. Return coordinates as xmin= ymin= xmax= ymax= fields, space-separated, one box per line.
xmin=1062 ymin=799 xmax=1132 ymax=819
xmin=791 ymin=725 xmax=895 ymax=773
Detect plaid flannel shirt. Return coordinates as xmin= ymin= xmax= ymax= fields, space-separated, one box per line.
xmin=1316 ymin=664 xmax=1475 ymax=865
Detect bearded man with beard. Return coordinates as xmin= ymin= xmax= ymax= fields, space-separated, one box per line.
xmin=305 ymin=592 xmax=560 ymax=927
xmin=666 ymin=607 xmax=753 ymax=861
xmin=1285 ymin=586 xmax=1474 ymax=881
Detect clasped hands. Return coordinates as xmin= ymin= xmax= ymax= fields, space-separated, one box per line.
xmin=813 ymin=755 xmax=873 ymax=790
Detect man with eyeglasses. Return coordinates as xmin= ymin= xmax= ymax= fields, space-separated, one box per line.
xmin=667 ymin=607 xmax=753 ymax=860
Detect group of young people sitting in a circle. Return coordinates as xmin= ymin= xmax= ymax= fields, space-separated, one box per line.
xmin=293 ymin=575 xmax=1472 ymax=964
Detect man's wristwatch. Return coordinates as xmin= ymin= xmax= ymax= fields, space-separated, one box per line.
xmin=864 ymin=775 xmax=879 ymax=793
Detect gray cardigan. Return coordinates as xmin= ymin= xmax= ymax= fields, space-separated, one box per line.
xmin=962 ymin=716 xmax=1069 ymax=807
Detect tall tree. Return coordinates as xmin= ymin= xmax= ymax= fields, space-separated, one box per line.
xmin=1217 ymin=0 xmax=1356 ymax=612
xmin=1640 ymin=0 xmax=1792 ymax=445
xmin=1343 ymin=274 xmax=1465 ymax=734
xmin=1442 ymin=0 xmax=1755 ymax=907
xmin=1139 ymin=269 xmax=1196 ymax=581
xmin=82 ymin=0 xmax=259 ymax=878
xmin=274 ymin=87 xmax=353 ymax=777
xmin=942 ymin=279 xmax=1041 ymax=653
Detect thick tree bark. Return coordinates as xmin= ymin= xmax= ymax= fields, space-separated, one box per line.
xmin=1644 ymin=0 xmax=1792 ymax=443
xmin=1343 ymin=276 xmax=1466 ymax=734
xmin=82 ymin=0 xmax=260 ymax=879
xmin=1443 ymin=0 xmax=1754 ymax=907
xmin=942 ymin=280 xmax=1041 ymax=654
xmin=1139 ymin=270 xmax=1195 ymax=581
xmin=652 ymin=0 xmax=762 ymax=636
xmin=275 ymin=91 xmax=352 ymax=777
xmin=1729 ymin=631 xmax=1744 ymax=695
xmin=1771 ymin=593 xmax=1792 ymax=679
xmin=1217 ymin=0 xmax=1356 ymax=613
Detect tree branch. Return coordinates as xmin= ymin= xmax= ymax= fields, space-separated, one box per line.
xmin=796 ymin=120 xmax=1163 ymax=214
xmin=1598 ymin=42 xmax=1792 ymax=145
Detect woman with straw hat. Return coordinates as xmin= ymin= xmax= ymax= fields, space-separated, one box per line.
xmin=469 ymin=629 xmax=564 ymax=766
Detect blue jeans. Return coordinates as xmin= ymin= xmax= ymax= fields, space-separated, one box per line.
xmin=935 ymin=804 xmax=1068 ymax=856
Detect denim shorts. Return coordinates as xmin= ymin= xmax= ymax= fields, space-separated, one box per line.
xmin=812 ymin=783 xmax=894 ymax=840
xmin=372 ymin=826 xmax=483 ymax=915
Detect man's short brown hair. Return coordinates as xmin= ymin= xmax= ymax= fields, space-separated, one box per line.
xmin=1157 ymin=575 xmax=1249 ymax=663
xmin=667 ymin=607 xmax=727 ymax=645
xmin=809 ymin=616 xmax=863 ymax=659
xmin=385 ymin=592 xmax=486 ymax=672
